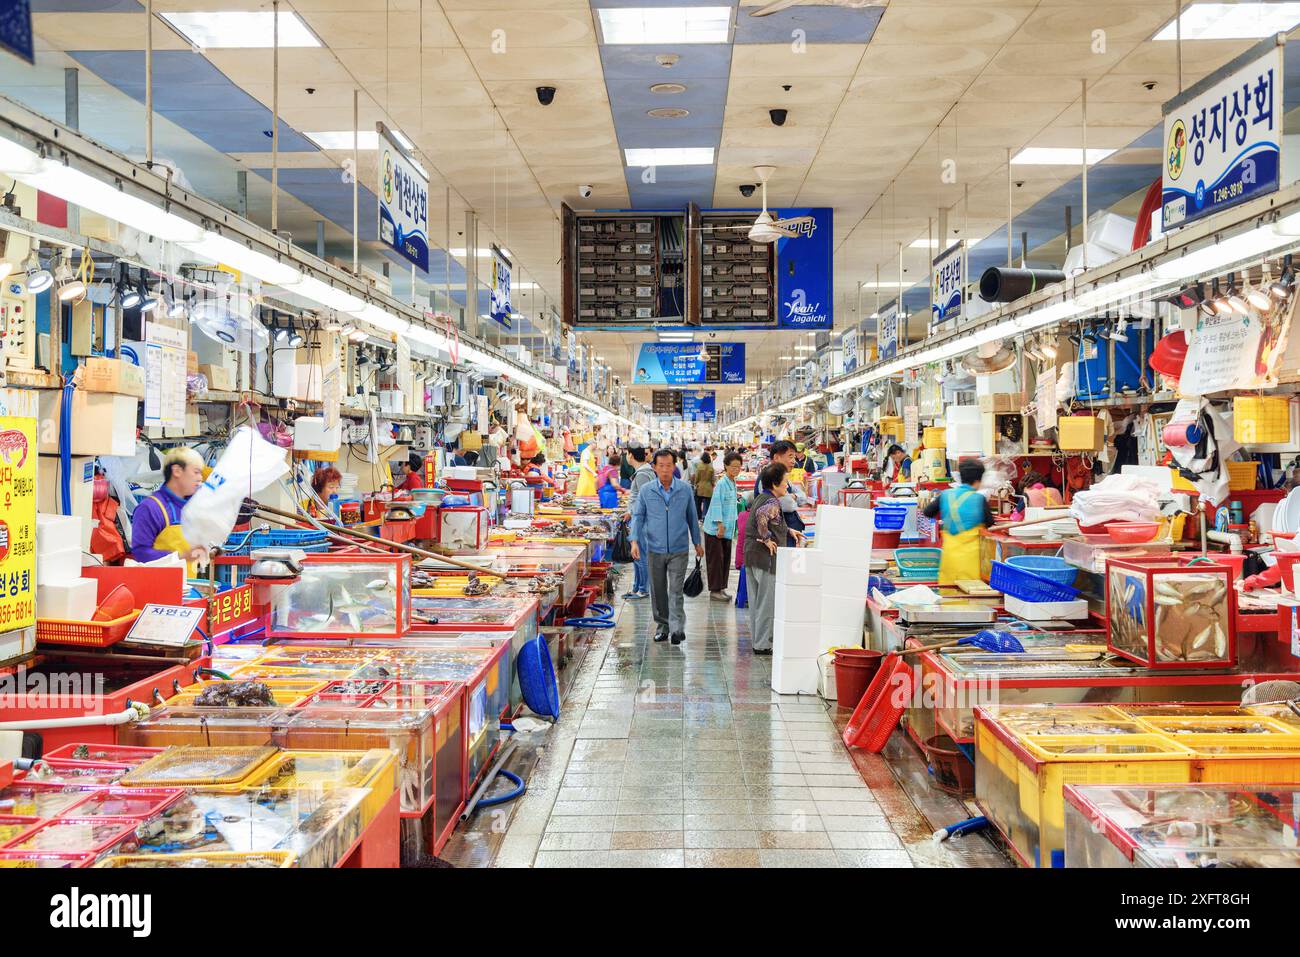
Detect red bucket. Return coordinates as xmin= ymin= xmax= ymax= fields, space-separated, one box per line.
xmin=832 ymin=647 xmax=883 ymax=710
xmin=873 ymin=530 xmax=902 ymax=550
xmin=924 ymin=734 xmax=975 ymax=796
xmin=1274 ymin=552 xmax=1300 ymax=591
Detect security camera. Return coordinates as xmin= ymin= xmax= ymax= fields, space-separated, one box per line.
xmin=739 ymin=184 xmax=756 ymax=198
xmin=536 ymin=86 xmax=556 ymax=106
xmin=769 ymin=108 xmax=788 ymax=127
xmin=1014 ymin=180 xmax=1025 ymax=189
xmin=579 ymin=184 xmax=593 ymax=199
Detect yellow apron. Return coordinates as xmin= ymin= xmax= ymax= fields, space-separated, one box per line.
xmin=575 ymin=445 xmax=598 ymax=498
xmin=147 ymin=492 xmax=197 ymax=577
xmin=938 ymin=489 xmax=982 ymax=586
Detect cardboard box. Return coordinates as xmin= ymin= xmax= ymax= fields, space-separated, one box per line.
xmin=978 ymin=393 xmax=1019 ymax=413
xmin=1057 ymin=414 xmax=1106 ymax=452
xmin=37 ymin=390 xmax=137 ymax=457
xmin=774 ymin=585 xmax=821 ymax=624
xmin=200 ymin=364 xmax=234 ymax=392
xmin=186 ymin=351 xmax=198 ymax=375
xmin=37 ymin=458 xmax=94 ymax=551
xmin=81 ymin=357 xmax=145 ymax=398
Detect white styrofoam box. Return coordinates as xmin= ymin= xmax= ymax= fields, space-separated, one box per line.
xmin=775 ymin=584 xmax=821 ymax=623
xmin=36 ymin=513 xmax=83 ymax=555
xmin=771 ymin=655 xmax=819 ymax=695
xmin=815 ymin=533 xmax=874 ymax=569
xmin=1004 ymin=594 xmax=1090 ymax=622
xmin=945 ymin=404 xmax=983 ymax=457
xmin=817 ymin=653 xmax=837 ymax=701
xmin=821 ymin=594 xmax=867 ymax=629
xmin=38 ymin=459 xmax=94 ymax=551
xmin=818 ymin=623 xmax=865 ymax=653
xmin=773 ymin=619 xmax=822 ymax=659
xmin=292 ymin=416 xmax=342 ymax=453
xmin=775 ymin=546 xmax=822 ymax=586
xmin=37 ymin=547 xmax=82 ymax=586
xmin=37 ymin=577 xmax=97 ymax=621
xmin=0 ymin=626 xmax=34 ymax=665
xmin=814 ymin=504 xmax=874 ymax=540
xmin=822 ymin=563 xmax=871 ymax=598
xmin=271 ymin=348 xmax=298 ymax=399
xmin=1085 ymin=210 xmax=1138 ymax=257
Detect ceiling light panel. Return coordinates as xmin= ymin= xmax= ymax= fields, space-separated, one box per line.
xmin=1154 ymin=3 xmax=1300 ymax=40
xmin=624 ymin=148 xmax=715 ymax=167
xmin=159 ymin=11 xmax=320 ymax=49
xmin=306 ymin=131 xmax=380 ymax=151
xmin=597 ymin=7 xmax=732 ymax=45
xmin=1011 ymin=147 xmax=1117 ymax=166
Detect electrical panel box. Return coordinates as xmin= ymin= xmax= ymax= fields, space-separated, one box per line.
xmin=1 ymin=290 xmax=35 ymax=369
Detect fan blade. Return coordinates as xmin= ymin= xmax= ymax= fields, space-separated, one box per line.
xmin=770 ymin=216 xmax=815 ymax=230
xmin=749 ymin=0 xmax=799 ymax=16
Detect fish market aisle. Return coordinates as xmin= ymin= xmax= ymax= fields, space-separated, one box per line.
xmin=473 ymin=570 xmax=956 ymax=868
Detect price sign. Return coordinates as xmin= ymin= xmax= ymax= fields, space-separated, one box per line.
xmin=124 ymin=603 xmax=206 ymax=648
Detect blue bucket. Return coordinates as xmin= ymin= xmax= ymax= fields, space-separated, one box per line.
xmin=517 ymin=635 xmax=560 ymax=718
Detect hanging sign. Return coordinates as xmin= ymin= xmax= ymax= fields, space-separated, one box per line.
xmin=878 ymin=301 xmax=898 ymax=360
xmin=1162 ymin=36 xmax=1283 ymax=230
xmin=841 ymin=326 xmax=859 ymax=374
xmin=1181 ymin=294 xmax=1294 ymax=395
xmin=931 ymin=241 xmax=964 ymax=327
xmin=489 ymin=246 xmax=512 ymax=328
xmin=774 ymin=207 xmax=833 ymax=330
xmin=377 ymin=123 xmax=429 ymax=272
xmin=818 ymin=350 xmax=831 ymax=389
xmin=904 ymin=405 xmax=920 ymax=445
xmin=633 ymin=342 xmax=745 ymax=384
xmin=0 ymin=0 xmax=33 ymax=64
xmin=0 ymin=416 xmax=35 ymax=633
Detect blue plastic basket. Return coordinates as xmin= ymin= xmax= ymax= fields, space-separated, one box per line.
xmin=251 ymin=529 xmax=330 ymax=549
xmin=895 ymin=547 xmax=942 ymax=580
xmin=1005 ymin=554 xmax=1077 ymax=587
xmin=517 ymin=635 xmax=560 ymax=719
xmin=990 ymin=560 xmax=1079 ymax=602
xmin=874 ymin=507 xmax=907 ymax=531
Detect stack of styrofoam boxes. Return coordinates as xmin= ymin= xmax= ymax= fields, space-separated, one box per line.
xmin=772 ymin=548 xmax=822 ymax=695
xmin=36 ymin=514 xmax=97 ymax=621
xmin=814 ymin=505 xmax=874 ymax=652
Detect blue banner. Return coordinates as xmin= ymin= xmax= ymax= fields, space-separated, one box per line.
xmin=682 ymin=390 xmax=716 ymax=422
xmin=376 ymin=124 xmax=429 ymax=272
xmin=633 ymin=342 xmax=745 ymax=385
xmin=0 ymin=0 xmax=32 ymax=64
xmin=1162 ymin=38 xmax=1282 ymax=230
xmin=490 ymin=248 xmax=512 ymax=328
xmin=931 ymin=241 xmax=963 ymax=327
xmin=774 ymin=207 xmax=833 ymax=329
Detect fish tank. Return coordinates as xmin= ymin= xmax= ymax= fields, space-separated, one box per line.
xmin=1065 ymin=783 xmax=1300 ymax=868
xmin=268 ymin=554 xmax=411 ymax=640
xmin=1106 ymin=558 xmax=1236 ymax=669
xmin=119 ymin=681 xmax=466 ymax=853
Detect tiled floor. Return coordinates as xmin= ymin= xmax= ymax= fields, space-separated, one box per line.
xmin=465 ymin=567 xmax=999 ymax=868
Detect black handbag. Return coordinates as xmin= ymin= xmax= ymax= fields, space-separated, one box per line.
xmin=683 ymin=559 xmax=704 ymax=598
xmin=611 ymin=518 xmax=633 ymax=563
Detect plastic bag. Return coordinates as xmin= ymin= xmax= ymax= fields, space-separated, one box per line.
xmin=611 ymin=518 xmax=633 ymax=563
xmin=182 ymin=426 xmax=289 ymax=548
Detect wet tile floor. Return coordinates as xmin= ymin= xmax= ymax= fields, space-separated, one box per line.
xmin=445 ymin=568 xmax=1007 ymax=868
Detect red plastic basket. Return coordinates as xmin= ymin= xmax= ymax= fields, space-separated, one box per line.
xmin=842 ymin=653 xmax=915 ymax=753
xmin=35 ymin=610 xmax=140 ymax=648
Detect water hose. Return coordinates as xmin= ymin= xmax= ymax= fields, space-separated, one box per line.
xmin=564 ymin=601 xmax=615 ymax=628
xmin=460 ymin=740 xmax=522 ymax=820
xmin=932 ymin=815 xmax=989 ymax=842
xmin=475 ymin=769 xmax=525 ymax=808
xmin=0 ymin=703 xmax=148 ymax=732
xmin=59 ymin=382 xmax=74 ymax=515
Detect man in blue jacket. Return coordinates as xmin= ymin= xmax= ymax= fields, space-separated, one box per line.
xmin=631 ymin=449 xmax=703 ymax=645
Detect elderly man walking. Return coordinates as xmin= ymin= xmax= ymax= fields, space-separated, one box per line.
xmin=630 ymin=449 xmax=703 ymax=645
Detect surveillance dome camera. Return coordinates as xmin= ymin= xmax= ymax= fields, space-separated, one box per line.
xmin=579 ymin=185 xmax=593 ymax=199
xmin=769 ymin=108 xmax=788 ymax=127
xmin=739 ymin=184 xmax=756 ymax=198
xmin=1014 ymin=180 xmax=1025 ymax=189
xmin=536 ymin=86 xmax=556 ymax=106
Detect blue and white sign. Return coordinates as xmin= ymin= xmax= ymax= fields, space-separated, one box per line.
xmin=818 ymin=350 xmax=832 ymax=389
xmin=0 ymin=0 xmax=32 ymax=64
xmin=774 ymin=207 xmax=833 ymax=330
xmin=1162 ymin=36 xmax=1283 ymax=231
xmin=632 ymin=342 xmax=745 ymax=385
xmin=490 ymin=247 xmax=512 ymax=328
xmin=878 ymin=301 xmax=899 ymax=361
xmin=682 ymin=390 xmax=716 ymax=422
xmin=931 ymin=241 xmax=964 ymax=327
xmin=841 ymin=326 xmax=859 ymax=375
xmin=376 ymin=123 xmax=429 ymax=272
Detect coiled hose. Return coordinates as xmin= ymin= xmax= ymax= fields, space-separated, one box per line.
xmin=564 ymin=601 xmax=615 ymax=628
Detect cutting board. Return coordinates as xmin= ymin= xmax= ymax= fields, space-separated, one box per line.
xmin=955 ymin=579 xmax=1000 ymax=597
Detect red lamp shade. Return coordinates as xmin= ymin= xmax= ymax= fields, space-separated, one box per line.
xmin=1149 ymin=330 xmax=1189 ymax=378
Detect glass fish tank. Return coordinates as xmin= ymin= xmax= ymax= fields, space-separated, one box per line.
xmin=1106 ymin=559 xmax=1236 ymax=668
xmin=1065 ymin=784 xmax=1300 ymax=868
xmin=268 ymin=555 xmax=411 ymax=640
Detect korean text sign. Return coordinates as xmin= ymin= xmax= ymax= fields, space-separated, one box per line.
xmin=1162 ymin=37 xmax=1282 ymax=230
xmin=633 ymin=343 xmax=745 ymax=384
xmin=931 ymin=242 xmax=964 ymax=327
xmin=0 ymin=416 xmax=35 ymax=631
xmin=377 ymin=124 xmax=430 ymax=271
xmin=878 ymin=302 xmax=899 ymax=360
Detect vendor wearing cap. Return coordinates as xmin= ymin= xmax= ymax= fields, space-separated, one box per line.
xmin=395 ymin=452 xmax=426 ymax=493
xmin=130 ymin=446 xmax=209 ymax=574
xmin=922 ymin=459 xmax=993 ymax=585
xmin=886 ymin=444 xmax=912 ymax=483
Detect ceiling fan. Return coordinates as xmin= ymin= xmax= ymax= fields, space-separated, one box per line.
xmin=711 ymin=166 xmax=815 ymax=244
xmin=749 ymin=0 xmax=881 ymax=17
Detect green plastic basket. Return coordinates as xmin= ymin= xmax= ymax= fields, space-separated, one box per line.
xmin=894 ymin=547 xmax=942 ymax=580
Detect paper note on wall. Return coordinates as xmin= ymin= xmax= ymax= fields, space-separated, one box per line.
xmin=144 ymin=321 xmax=187 ymax=429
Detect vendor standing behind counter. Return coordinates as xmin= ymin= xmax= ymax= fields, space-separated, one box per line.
xmin=922 ymin=459 xmax=993 ymax=585
xmin=130 ymin=446 xmax=209 ymax=574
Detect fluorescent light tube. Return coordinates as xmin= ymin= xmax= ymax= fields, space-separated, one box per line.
xmin=1011 ymin=147 xmax=1116 ymax=166
xmin=597 ymin=6 xmax=731 ymax=44
xmin=159 ymin=11 xmax=320 ymax=48
xmin=624 ymin=148 xmax=715 ymax=167
xmin=1154 ymin=3 xmax=1300 ymax=41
